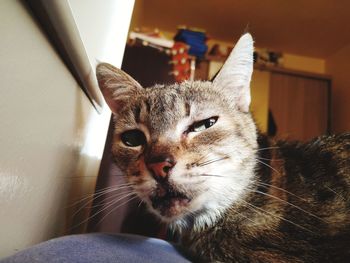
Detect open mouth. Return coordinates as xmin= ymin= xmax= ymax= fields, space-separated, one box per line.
xmin=150 ymin=185 xmax=191 ymax=218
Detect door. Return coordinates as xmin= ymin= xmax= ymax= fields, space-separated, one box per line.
xmin=269 ymin=72 xmax=330 ymax=141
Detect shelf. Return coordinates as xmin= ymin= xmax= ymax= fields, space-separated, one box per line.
xmin=205 ymin=55 xmax=331 ymax=81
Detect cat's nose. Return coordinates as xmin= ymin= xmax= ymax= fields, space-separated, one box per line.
xmin=147 ymin=157 xmax=175 ymax=179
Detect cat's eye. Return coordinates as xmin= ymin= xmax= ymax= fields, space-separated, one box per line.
xmin=189 ymin=116 xmax=218 ymax=132
xmin=120 ymin=129 xmax=146 ymax=147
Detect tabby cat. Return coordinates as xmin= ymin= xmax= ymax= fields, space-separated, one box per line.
xmin=96 ymin=34 xmax=350 ymax=262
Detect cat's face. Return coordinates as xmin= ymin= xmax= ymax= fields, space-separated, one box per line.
xmin=97 ymin=34 xmax=257 ymax=228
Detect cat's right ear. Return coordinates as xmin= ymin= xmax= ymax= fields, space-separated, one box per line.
xmin=213 ymin=33 xmax=254 ymax=112
xmin=96 ymin=63 xmax=142 ymax=113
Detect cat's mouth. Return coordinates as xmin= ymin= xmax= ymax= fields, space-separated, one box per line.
xmin=149 ymin=185 xmax=192 ymax=218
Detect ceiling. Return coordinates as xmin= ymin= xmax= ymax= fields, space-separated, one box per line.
xmin=133 ymin=0 xmax=350 ymax=58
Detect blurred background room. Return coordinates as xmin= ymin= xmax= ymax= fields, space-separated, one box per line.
xmin=0 ymin=0 xmax=349 ymax=258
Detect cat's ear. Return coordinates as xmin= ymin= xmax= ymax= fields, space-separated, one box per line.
xmin=96 ymin=63 xmax=142 ymax=113
xmin=213 ymin=33 xmax=254 ymax=112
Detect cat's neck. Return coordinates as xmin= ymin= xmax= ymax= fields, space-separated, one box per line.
xmin=236 ymin=134 xmax=287 ymax=232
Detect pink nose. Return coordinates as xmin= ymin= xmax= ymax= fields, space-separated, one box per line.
xmin=147 ymin=160 xmax=174 ymax=179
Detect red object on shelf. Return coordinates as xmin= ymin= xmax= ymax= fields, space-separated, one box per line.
xmin=170 ymin=42 xmax=191 ymax=82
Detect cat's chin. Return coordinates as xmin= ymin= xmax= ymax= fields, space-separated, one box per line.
xmin=148 ymin=186 xmax=192 ymax=221
xmin=153 ymin=196 xmax=191 ymax=219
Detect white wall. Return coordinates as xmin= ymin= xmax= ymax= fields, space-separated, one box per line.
xmin=0 ymin=0 xmax=134 ymax=258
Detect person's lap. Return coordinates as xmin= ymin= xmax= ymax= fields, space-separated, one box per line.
xmin=0 ymin=233 xmax=190 ymax=263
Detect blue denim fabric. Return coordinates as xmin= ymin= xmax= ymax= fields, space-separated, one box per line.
xmin=1 ymin=233 xmax=191 ymax=263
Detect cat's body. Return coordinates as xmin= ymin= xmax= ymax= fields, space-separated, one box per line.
xmin=96 ymin=34 xmax=350 ymax=262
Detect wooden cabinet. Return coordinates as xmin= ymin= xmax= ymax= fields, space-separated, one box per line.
xmin=269 ymin=72 xmax=331 ymax=141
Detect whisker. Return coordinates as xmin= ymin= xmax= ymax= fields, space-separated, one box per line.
xmin=193 ymin=151 xmax=212 ymax=164
xmin=325 ymin=186 xmax=345 ymax=201
xmin=68 ymin=184 xmax=134 ymax=208
xmin=63 ymin=175 xmax=100 ymax=178
xmin=200 ymin=174 xmax=225 ymax=177
xmin=256 ymin=146 xmax=280 ymax=151
xmin=220 ymin=145 xmax=279 ymax=153
xmin=197 ymin=156 xmax=229 ymax=167
xmin=228 ymin=206 xmax=256 ymax=224
xmin=88 ymin=190 xmax=134 ymax=209
xmin=255 ymin=159 xmax=281 ymax=175
xmin=137 ymin=199 xmax=144 ymax=208
xmin=81 ymin=183 xmax=134 ymax=198
xmin=79 ymin=183 xmax=134 ymax=199
xmin=90 ymin=191 xmax=136 ymax=215
xmin=70 ymin=185 xmax=134 ymax=218
xmin=96 ymin=194 xmax=140 ymax=226
xmin=256 ymin=181 xmax=308 ymax=202
xmin=70 ymin=192 xmax=137 ymax=231
xmin=250 ymin=190 xmax=328 ymax=223
xmin=240 ymin=200 xmax=315 ymax=234
xmin=257 ymin=157 xmax=283 ymax=162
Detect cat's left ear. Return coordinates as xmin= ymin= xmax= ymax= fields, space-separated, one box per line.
xmin=213 ymin=33 xmax=254 ymax=112
xmin=96 ymin=62 xmax=143 ymax=113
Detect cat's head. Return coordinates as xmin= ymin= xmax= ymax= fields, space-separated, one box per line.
xmin=96 ymin=34 xmax=257 ymax=229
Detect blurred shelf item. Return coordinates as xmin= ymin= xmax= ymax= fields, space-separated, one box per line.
xmin=174 ymin=28 xmax=208 ymax=58
xmin=254 ymin=64 xmax=331 ymax=81
xmin=129 ymin=31 xmax=174 ymax=49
